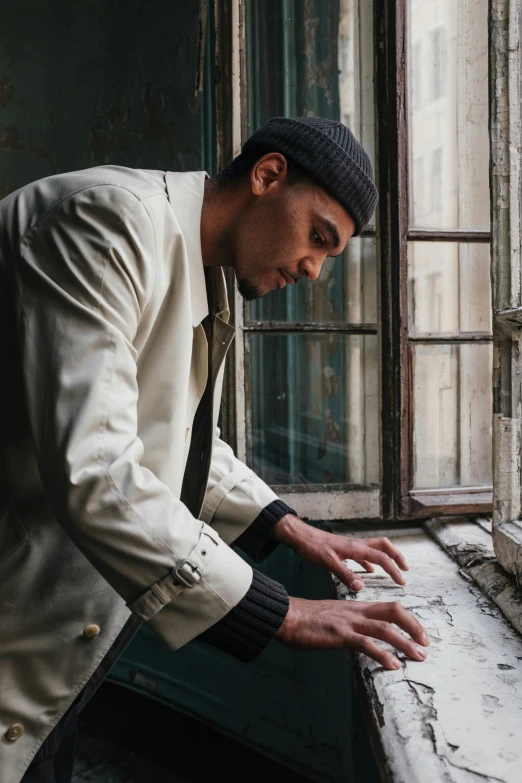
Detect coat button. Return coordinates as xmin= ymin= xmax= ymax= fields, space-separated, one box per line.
xmin=5 ymin=723 xmax=24 ymax=742
xmin=83 ymin=624 xmax=101 ymax=639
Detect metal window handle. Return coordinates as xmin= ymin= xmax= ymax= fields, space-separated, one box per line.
xmin=172 ymin=559 xmax=203 ymax=588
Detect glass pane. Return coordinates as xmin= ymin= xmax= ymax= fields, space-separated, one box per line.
xmin=245 ymin=0 xmax=376 ymax=325
xmin=407 ymin=0 xmax=490 ymax=230
xmin=338 ymin=0 xmax=375 ymax=177
xmin=412 ymin=343 xmax=492 ymax=489
xmin=250 ymin=333 xmax=378 ymax=485
xmin=249 ymin=236 xmax=377 ymax=323
xmin=408 ymin=242 xmax=492 ymax=334
xmin=246 ymin=0 xmax=374 ymax=170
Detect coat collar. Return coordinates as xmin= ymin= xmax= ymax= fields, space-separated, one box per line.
xmin=165 ymin=170 xmax=229 ymax=327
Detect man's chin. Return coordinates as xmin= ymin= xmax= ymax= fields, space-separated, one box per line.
xmin=236 ymin=277 xmax=265 ymax=301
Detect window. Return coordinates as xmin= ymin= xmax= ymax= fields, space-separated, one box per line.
xmin=233 ymin=0 xmax=379 ymax=520
xmin=405 ymin=0 xmax=491 ymax=515
xmin=225 ymin=0 xmax=492 ymax=521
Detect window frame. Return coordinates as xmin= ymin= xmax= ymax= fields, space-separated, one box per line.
xmin=374 ymin=0 xmax=492 ymax=519
xmin=490 ymin=0 xmax=522 ymax=582
xmin=222 ymin=0 xmax=493 ymax=522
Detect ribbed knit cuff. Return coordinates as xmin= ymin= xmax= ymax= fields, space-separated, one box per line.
xmin=197 ymin=570 xmax=289 ymax=663
xmin=234 ymin=499 xmax=296 ymax=563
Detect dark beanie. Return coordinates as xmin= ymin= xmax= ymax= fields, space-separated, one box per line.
xmin=241 ymin=116 xmax=377 ymax=236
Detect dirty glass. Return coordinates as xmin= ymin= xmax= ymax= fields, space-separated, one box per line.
xmin=250 ymin=334 xmax=379 ymax=485
xmin=249 ymin=236 xmax=377 ymax=323
xmin=408 ymin=242 xmax=492 ymax=334
xmin=407 ymin=0 xmax=490 ymax=230
xmin=245 ymin=0 xmax=376 ymax=324
xmin=412 ymin=343 xmax=492 ymax=489
xmin=245 ymin=0 xmax=378 ymax=488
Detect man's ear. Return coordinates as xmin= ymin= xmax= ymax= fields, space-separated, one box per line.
xmin=251 ymin=153 xmax=288 ymax=195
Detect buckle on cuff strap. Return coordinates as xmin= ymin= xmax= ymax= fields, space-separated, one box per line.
xmin=172 ymin=559 xmax=202 ymax=588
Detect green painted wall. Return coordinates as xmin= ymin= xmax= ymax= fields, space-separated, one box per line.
xmin=0 ymin=0 xmax=211 ymax=198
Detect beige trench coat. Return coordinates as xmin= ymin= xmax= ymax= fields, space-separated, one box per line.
xmin=0 ymin=167 xmax=278 ymax=783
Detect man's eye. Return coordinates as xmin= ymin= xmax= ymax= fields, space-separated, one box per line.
xmin=312 ymin=229 xmax=324 ymax=246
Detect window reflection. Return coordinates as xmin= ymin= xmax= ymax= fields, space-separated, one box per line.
xmin=412 ymin=343 xmax=492 ymax=489
xmin=408 ymin=0 xmax=490 ymax=230
xmin=408 ymin=242 xmax=492 ymax=334
xmin=250 ymin=334 xmax=378 ymax=485
xmin=249 ymin=237 xmax=377 ymax=323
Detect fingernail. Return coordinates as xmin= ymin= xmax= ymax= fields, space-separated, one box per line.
xmin=422 ymin=633 xmax=430 ymax=646
xmin=392 ymin=659 xmax=402 ymax=670
xmin=416 ymin=647 xmax=427 ymax=659
xmin=352 ymin=579 xmax=364 ymax=591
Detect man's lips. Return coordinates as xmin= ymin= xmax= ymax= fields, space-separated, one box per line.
xmin=279 ymin=269 xmax=296 ymax=286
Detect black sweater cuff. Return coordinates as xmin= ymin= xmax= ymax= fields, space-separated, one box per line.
xmin=234 ymin=499 xmax=296 ymax=563
xmin=197 ymin=570 xmax=289 ymax=663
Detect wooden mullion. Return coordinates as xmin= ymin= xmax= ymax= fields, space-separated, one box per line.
xmin=490 ymin=0 xmax=522 ymax=577
xmin=215 ymin=0 xmax=240 ymax=451
xmin=407 ymin=343 xmax=414 ymax=490
xmin=243 ymin=322 xmax=378 ymax=334
xmin=408 ymin=332 xmax=493 ymax=343
xmin=375 ymin=0 xmax=409 ymax=519
xmin=404 ymin=492 xmax=492 ymax=517
xmin=407 ymin=229 xmax=491 ymax=243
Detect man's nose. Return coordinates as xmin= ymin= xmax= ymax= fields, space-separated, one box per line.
xmin=299 ymin=255 xmax=326 ymax=281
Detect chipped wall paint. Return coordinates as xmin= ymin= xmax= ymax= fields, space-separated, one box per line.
xmin=333 ymin=527 xmax=522 ymax=783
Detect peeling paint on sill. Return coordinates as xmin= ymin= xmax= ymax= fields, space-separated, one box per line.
xmin=426 ymin=517 xmax=522 ymax=636
xmin=331 ymin=527 xmax=522 ymax=783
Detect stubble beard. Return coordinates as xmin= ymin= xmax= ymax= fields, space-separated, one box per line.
xmin=236 ymin=276 xmax=263 ymax=301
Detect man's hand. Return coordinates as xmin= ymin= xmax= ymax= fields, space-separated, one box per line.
xmin=275 ymin=597 xmax=430 ymax=669
xmin=273 ymin=514 xmax=408 ymax=592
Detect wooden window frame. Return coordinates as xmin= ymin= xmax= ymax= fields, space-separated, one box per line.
xmin=219 ymin=0 xmax=493 ymax=522
xmin=490 ymin=0 xmax=522 ymax=582
xmin=376 ymin=0 xmax=493 ymax=520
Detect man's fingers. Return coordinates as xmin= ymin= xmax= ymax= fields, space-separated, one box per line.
xmin=357 ymin=619 xmax=427 ymax=662
xmin=365 ymin=537 xmax=409 ymax=571
xmin=357 ymin=560 xmax=375 ymax=573
xmin=351 ymin=633 xmax=402 ymax=670
xmin=330 ymin=560 xmax=365 ymax=592
xmin=357 ymin=546 xmax=406 ymax=586
xmin=366 ymin=601 xmax=430 ymax=646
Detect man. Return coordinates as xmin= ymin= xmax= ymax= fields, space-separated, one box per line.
xmin=0 ymin=116 xmax=429 ymax=783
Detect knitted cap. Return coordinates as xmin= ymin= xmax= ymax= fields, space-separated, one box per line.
xmin=241 ymin=117 xmax=377 ymax=236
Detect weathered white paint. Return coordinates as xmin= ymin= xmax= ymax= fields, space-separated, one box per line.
xmin=426 ymin=516 xmax=522 ymax=635
xmin=491 ymin=0 xmax=522 ymax=579
xmin=279 ymin=488 xmax=380 ymax=521
xmin=332 ymin=527 xmax=522 ymax=783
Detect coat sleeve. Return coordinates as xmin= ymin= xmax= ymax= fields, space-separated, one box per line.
xmin=12 ymin=185 xmax=253 ymax=650
xmin=201 ymin=431 xmax=285 ymax=546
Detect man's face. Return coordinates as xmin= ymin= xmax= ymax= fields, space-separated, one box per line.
xmin=231 ymin=156 xmax=357 ymax=300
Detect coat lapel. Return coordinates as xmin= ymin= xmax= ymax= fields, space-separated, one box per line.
xmin=165 ymin=170 xmax=209 ymax=327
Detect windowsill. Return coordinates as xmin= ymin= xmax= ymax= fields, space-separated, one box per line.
xmin=405 ymin=493 xmax=493 ymax=516
xmin=327 ymin=523 xmax=522 ymax=783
